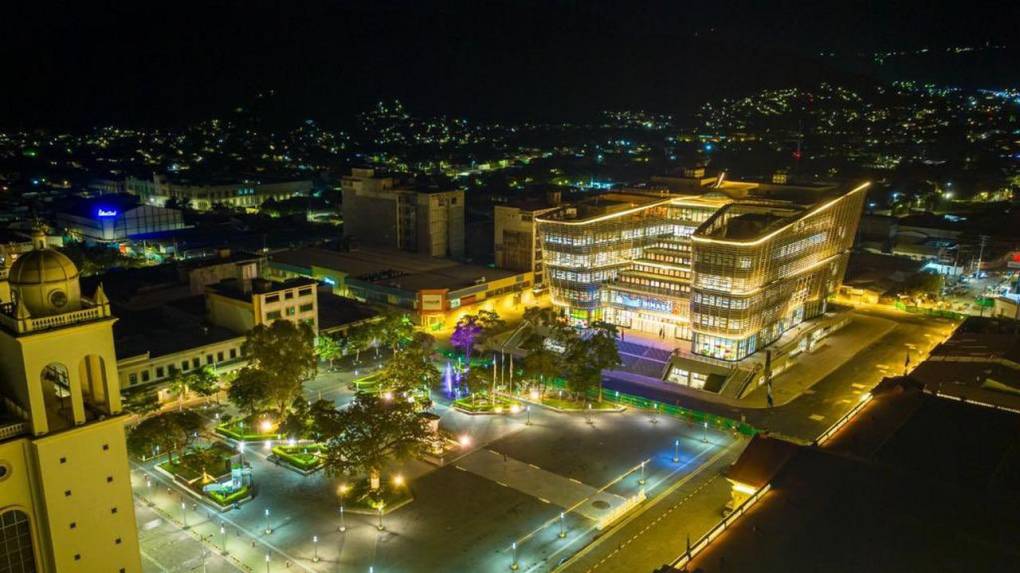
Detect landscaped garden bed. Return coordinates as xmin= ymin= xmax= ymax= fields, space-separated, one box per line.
xmin=158 ymin=442 xmax=236 ymax=484
xmin=214 ymin=414 xmax=282 ymax=442
xmin=271 ymin=443 xmax=325 ymax=473
xmin=452 ymin=394 xmax=523 ymax=414
xmin=342 ymin=479 xmax=414 ymax=515
xmin=530 ymin=394 xmax=623 ymax=412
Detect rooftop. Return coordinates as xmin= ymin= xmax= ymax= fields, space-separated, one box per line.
xmin=112 ymin=297 xmax=241 ymax=360
xmin=271 ymin=247 xmax=521 ymax=292
xmin=677 ymin=378 xmax=1020 ymax=573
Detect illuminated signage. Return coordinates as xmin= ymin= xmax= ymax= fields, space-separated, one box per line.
xmin=97 ymin=209 xmax=118 ymax=217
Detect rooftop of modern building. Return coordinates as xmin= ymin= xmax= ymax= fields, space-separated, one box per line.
xmin=206 ymin=276 xmax=319 ymax=302
xmin=270 ymin=246 xmax=522 ymax=292
xmin=676 ymin=377 xmax=1020 ymax=573
xmin=317 ymin=293 xmax=379 ymax=331
xmin=111 ymin=297 xmax=242 ymax=360
xmin=57 ymin=193 xmax=146 ymax=219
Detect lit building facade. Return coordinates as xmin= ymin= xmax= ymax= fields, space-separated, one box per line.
xmin=537 ymin=183 xmax=868 ymax=362
xmin=0 ymin=231 xmax=142 ymax=572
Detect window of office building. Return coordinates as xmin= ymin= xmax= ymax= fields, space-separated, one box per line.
xmin=265 ymin=294 xmax=280 ymax=304
xmin=266 ymin=311 xmax=282 ymax=320
xmin=0 ymin=509 xmax=36 ymax=573
xmin=298 ymin=288 xmax=312 ymax=297
xmin=299 ymin=303 xmax=314 ymax=312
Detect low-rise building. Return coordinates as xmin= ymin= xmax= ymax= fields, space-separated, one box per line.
xmin=268 ymin=246 xmax=536 ymax=331
xmin=493 ymin=192 xmax=562 ymax=287
xmin=57 ymin=194 xmax=186 ymax=243
xmin=206 ymin=277 xmax=320 ymax=334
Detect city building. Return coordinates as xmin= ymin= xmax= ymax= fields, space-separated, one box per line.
xmin=537 ymin=179 xmax=868 ymax=362
xmin=97 ymin=174 xmax=314 ymax=212
xmin=493 ymin=191 xmax=562 ymax=287
xmin=268 ymin=246 xmax=536 ymax=330
xmin=57 ymin=194 xmax=186 ymax=243
xmin=0 ymin=231 xmax=141 ymax=572
xmin=341 ymin=168 xmax=465 ymax=258
xmin=206 ymin=276 xmax=320 ymax=334
xmin=662 ymin=377 xmax=1020 ymax=573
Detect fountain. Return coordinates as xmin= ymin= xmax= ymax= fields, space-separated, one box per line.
xmin=444 ymin=361 xmax=454 ymax=395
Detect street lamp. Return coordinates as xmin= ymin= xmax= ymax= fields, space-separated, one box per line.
xmin=586 ymin=403 xmax=593 ymax=425
xmin=313 ymin=535 xmax=319 ymax=562
xmin=181 ymin=501 xmax=189 ymax=529
xmin=337 ymin=484 xmax=349 ymax=533
xmin=638 ymin=461 xmax=646 ymax=486
xmin=511 ymin=541 xmax=519 ymax=570
xmin=526 ymin=405 xmax=531 ymax=426
xmin=702 ymin=421 xmax=708 ymax=443
xmin=558 ymin=512 xmax=566 ymax=538
xmin=264 ymin=508 xmax=272 ymax=535
xmin=265 ymin=553 xmax=270 ymax=573
xmin=650 ymin=404 xmax=659 ymax=424
xmin=377 ymin=505 xmax=385 ymax=531
xmin=220 ymin=524 xmax=227 ymax=555
xmin=673 ymin=439 xmax=680 ymax=463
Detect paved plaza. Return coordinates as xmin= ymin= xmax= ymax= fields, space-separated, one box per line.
xmin=135 ymin=374 xmax=736 ymax=573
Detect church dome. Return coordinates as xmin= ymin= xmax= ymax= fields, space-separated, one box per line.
xmin=8 ymin=234 xmax=82 ymax=317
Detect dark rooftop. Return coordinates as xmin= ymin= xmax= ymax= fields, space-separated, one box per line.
xmin=676 ymin=378 xmax=1020 ymax=573
xmin=317 ymin=293 xmax=378 ymax=332
xmin=112 ymin=298 xmax=241 ymax=360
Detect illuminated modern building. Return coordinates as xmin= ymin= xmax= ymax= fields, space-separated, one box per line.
xmin=0 ymin=231 xmax=142 ymax=572
xmin=537 ymin=180 xmax=868 ymax=362
xmin=57 ymin=194 xmax=186 ymax=243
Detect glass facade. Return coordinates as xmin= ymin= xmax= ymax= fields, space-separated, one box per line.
xmin=537 ymin=183 xmax=868 ymax=361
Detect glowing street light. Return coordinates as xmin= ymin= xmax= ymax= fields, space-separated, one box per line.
xmin=702 ymin=421 xmax=708 ymax=443
xmin=337 ymin=484 xmax=349 ymax=532
xmin=220 ymin=524 xmax=227 ymax=555
xmin=638 ymin=461 xmax=646 ymax=486
xmin=558 ymin=512 xmax=567 ymax=538
xmin=265 ymin=553 xmax=270 ymax=573
xmin=651 ymin=404 xmax=659 ymax=424
xmin=264 ymin=508 xmax=272 ymax=535
xmin=673 ymin=439 xmax=680 ymax=463
xmin=260 ymin=419 xmax=273 ymax=433
xmin=313 ymin=535 xmax=319 ymax=562
xmin=585 ymin=403 xmax=593 ymax=425
xmin=377 ymin=505 xmax=385 ymax=531
xmin=392 ymin=474 xmax=405 ymax=487
xmin=459 ymin=434 xmax=472 ymax=448
xmin=525 ymin=405 xmax=531 ymax=426
xmin=180 ymin=501 xmax=189 ymax=529
xmin=511 ymin=541 xmax=519 ymax=570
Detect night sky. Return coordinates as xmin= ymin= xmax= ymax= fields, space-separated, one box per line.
xmin=3 ymin=0 xmax=1019 ymax=128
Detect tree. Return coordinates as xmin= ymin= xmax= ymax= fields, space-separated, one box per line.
xmin=450 ymin=310 xmax=505 ymax=364
xmin=309 ymin=399 xmax=343 ymax=441
xmin=461 ymin=368 xmax=490 ymax=404
xmin=123 ymin=389 xmax=160 ymax=416
xmin=564 ymin=322 xmax=621 ymax=402
xmin=127 ymin=410 xmax=203 ymax=462
xmin=522 ymin=344 xmax=560 ymax=397
xmin=243 ymin=320 xmax=317 ymax=416
xmin=379 ymin=313 xmax=415 ymax=352
xmin=279 ymin=396 xmax=311 ymax=439
xmin=227 ymin=366 xmax=271 ymax=417
xmin=315 ymin=335 xmax=343 ymax=370
xmin=345 ymin=324 xmax=375 ymax=363
xmin=166 ymin=368 xmax=190 ymax=412
xmin=322 ymin=394 xmax=431 ymax=490
xmin=409 ymin=331 xmax=436 ymax=358
xmin=380 ymin=346 xmax=440 ymax=394
xmin=166 ymin=365 xmax=219 ymax=411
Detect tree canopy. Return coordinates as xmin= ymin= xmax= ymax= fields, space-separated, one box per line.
xmin=127 ymin=410 xmax=204 ymax=462
xmin=241 ymin=320 xmax=317 ymax=415
xmin=321 ymin=394 xmax=431 ymax=486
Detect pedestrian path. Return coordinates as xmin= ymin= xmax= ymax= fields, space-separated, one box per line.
xmin=455 ymin=449 xmax=627 ymax=521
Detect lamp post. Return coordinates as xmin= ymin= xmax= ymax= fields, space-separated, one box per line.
xmin=264 ymin=508 xmax=272 ymax=535
xmin=313 ymin=535 xmax=319 ymax=562
xmin=586 ymin=403 xmax=593 ymax=425
xmin=220 ymin=524 xmax=227 ymax=555
xmin=265 ymin=553 xmax=270 ymax=573
xmin=651 ymin=403 xmax=659 ymax=424
xmin=673 ymin=439 xmax=680 ymax=464
xmin=702 ymin=421 xmax=708 ymax=443
xmin=638 ymin=461 xmax=646 ymax=486
xmin=377 ymin=505 xmax=385 ymax=531
xmin=526 ymin=405 xmax=531 ymax=426
xmin=181 ymin=501 xmax=189 ymax=529
xmin=337 ymin=484 xmax=348 ymax=533
xmin=559 ymin=512 xmax=566 ymax=538
xmin=511 ymin=541 xmax=519 ymax=570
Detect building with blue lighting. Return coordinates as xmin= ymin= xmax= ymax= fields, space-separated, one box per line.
xmin=57 ymin=194 xmax=186 ymax=243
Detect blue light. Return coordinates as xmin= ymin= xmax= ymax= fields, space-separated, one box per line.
xmin=97 ymin=208 xmax=118 ymax=218
xmin=704 ymin=143 xmax=714 ymax=151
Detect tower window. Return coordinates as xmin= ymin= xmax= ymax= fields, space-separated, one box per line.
xmin=60 ymin=457 xmax=66 ymax=464
xmin=64 ymin=490 xmax=71 ymax=497
xmin=106 ymin=476 xmax=113 ymax=483
xmin=69 ymin=522 xmax=76 ymax=529
xmin=74 ymin=554 xmax=81 ymax=561
xmin=115 ymin=538 xmax=122 ymax=545
xmin=102 ymin=444 xmax=109 ymax=451
xmin=110 ymin=507 xmax=117 ymax=514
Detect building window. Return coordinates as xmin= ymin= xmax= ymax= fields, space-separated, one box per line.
xmin=0 ymin=510 xmax=36 ymax=572
xmin=181 ymin=361 xmax=189 ymax=371
xmin=265 ymin=294 xmax=280 ymax=304
xmin=70 ymin=522 xmax=76 ymax=529
xmin=129 ymin=373 xmax=137 ymax=386
xmin=156 ymin=366 xmax=165 ymax=378
xmin=229 ymin=349 xmax=237 ymax=359
xmin=284 ymin=291 xmax=294 ymax=300
xmin=141 ymin=370 xmax=150 ymax=382
xmin=285 ymin=307 xmax=296 ymax=316
xmin=217 ymin=351 xmax=224 ymax=362
xmin=298 ymin=287 xmax=312 ymax=297
xmin=266 ymin=311 xmax=282 ymax=320
xmin=206 ymin=355 xmax=214 ymax=365
xmin=299 ymin=303 xmax=314 ymax=313
xmin=59 ymin=457 xmax=66 ymax=464
xmin=192 ymin=358 xmax=200 ymax=369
